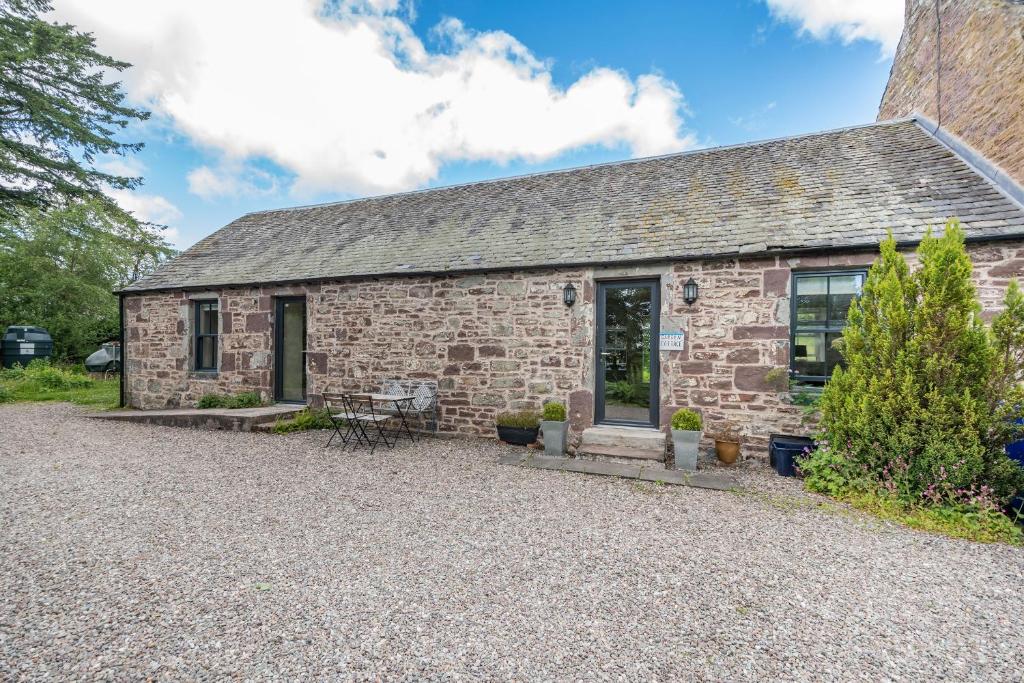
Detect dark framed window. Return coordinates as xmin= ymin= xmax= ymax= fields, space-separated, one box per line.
xmin=194 ymin=300 xmax=218 ymax=371
xmin=790 ymin=270 xmax=866 ymax=383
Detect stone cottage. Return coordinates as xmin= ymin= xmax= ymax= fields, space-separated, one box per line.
xmin=119 ymin=0 xmax=1024 ymax=461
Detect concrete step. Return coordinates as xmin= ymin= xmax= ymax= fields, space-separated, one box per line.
xmin=498 ymin=453 xmax=740 ymax=491
xmin=577 ymin=444 xmax=665 ymax=461
xmin=580 ymin=425 xmax=666 ymax=449
xmin=89 ymin=404 xmax=303 ymax=432
xmin=578 ymin=425 xmax=667 ymax=464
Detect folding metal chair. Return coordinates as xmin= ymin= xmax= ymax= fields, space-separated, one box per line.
xmin=322 ymin=392 xmax=359 ymax=448
xmin=344 ymin=393 xmax=393 ymax=454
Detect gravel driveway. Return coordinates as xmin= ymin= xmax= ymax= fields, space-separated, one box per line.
xmin=1 ymin=403 xmax=1022 ymax=681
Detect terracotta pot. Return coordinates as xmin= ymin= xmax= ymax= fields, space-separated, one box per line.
xmin=715 ymin=439 xmax=740 ymax=464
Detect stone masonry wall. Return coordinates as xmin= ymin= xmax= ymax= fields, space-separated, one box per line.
xmin=124 ymin=241 xmax=1024 ymax=459
xmin=879 ymin=0 xmax=1024 ymax=187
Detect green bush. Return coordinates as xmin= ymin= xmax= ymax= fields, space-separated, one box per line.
xmin=22 ymin=359 xmax=90 ymax=390
xmin=273 ymin=408 xmax=334 ymax=433
xmin=196 ymin=393 xmax=228 ymax=409
xmin=0 ymin=364 xmax=25 ymax=381
xmin=231 ymin=391 xmax=263 ymax=408
xmin=670 ymin=408 xmax=702 ymax=432
xmin=0 ymin=359 xmax=115 ymax=408
xmin=496 ymin=410 xmax=540 ymax=429
xmin=542 ymin=402 xmax=566 ymax=422
xmin=815 ymin=221 xmax=1024 ymax=510
xmin=0 ymin=384 xmax=11 ymax=403
xmin=196 ymin=391 xmax=265 ymax=409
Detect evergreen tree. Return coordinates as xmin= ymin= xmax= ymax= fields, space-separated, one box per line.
xmin=0 ymin=0 xmax=148 ymax=219
xmin=817 ymin=221 xmax=1024 ymax=503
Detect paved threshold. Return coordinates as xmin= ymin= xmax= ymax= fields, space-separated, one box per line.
xmin=498 ymin=453 xmax=740 ymax=491
xmin=87 ymin=404 xmax=302 ymax=432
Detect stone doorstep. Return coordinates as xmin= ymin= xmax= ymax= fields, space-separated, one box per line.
xmin=578 ymin=425 xmax=668 ymax=464
xmin=575 ymin=444 xmax=665 ymax=461
xmin=498 ymin=453 xmax=739 ymax=491
xmin=89 ymin=404 xmax=303 ymax=432
xmin=579 ymin=425 xmax=667 ymax=449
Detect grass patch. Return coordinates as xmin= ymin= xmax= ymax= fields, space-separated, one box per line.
xmin=0 ymin=360 xmax=119 ymax=410
xmin=840 ymin=491 xmax=1023 ymax=546
xmin=196 ymin=391 xmax=264 ymax=409
xmin=273 ymin=408 xmax=333 ymax=433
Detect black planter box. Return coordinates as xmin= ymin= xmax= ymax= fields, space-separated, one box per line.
xmin=769 ymin=433 xmax=815 ymax=477
xmin=497 ymin=425 xmax=539 ymax=446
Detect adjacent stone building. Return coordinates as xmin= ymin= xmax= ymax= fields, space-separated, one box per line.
xmin=879 ymin=0 xmax=1024 ymax=188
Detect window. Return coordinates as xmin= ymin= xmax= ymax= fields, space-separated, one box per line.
xmin=790 ymin=270 xmax=866 ymax=382
xmin=194 ymin=300 xmax=218 ymax=371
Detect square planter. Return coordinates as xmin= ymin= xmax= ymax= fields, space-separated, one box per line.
xmin=671 ymin=429 xmax=701 ymax=471
xmin=541 ymin=420 xmax=568 ymax=455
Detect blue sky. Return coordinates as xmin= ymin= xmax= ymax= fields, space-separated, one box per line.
xmin=54 ymin=1 xmax=904 ymax=249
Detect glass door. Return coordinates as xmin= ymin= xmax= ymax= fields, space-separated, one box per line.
xmin=274 ymin=297 xmax=306 ymax=403
xmin=595 ymin=280 xmax=660 ymax=427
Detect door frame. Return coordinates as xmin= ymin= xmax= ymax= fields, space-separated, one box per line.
xmin=594 ymin=279 xmax=660 ymax=427
xmin=273 ymin=296 xmax=307 ymax=403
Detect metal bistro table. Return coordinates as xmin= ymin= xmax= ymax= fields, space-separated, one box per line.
xmin=366 ymin=393 xmax=418 ymax=444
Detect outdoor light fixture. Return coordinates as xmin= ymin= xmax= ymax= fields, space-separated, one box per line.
xmin=563 ymin=283 xmax=577 ymax=307
xmin=683 ymin=277 xmax=699 ymax=305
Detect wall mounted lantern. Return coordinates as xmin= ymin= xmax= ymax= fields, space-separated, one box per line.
xmin=683 ymin=277 xmax=699 ymax=305
xmin=563 ymin=283 xmax=577 ymax=307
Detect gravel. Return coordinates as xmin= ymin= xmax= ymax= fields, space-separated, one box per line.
xmin=1 ymin=403 xmax=1022 ymax=681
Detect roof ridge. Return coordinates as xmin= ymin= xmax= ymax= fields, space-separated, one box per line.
xmin=244 ymin=117 xmax=920 ymax=217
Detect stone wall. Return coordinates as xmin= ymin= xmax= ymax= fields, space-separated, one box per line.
xmin=879 ymin=0 xmax=1024 ymax=187
xmin=123 ymin=240 xmax=1024 ymax=459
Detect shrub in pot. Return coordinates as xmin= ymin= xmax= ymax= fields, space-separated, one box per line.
xmin=670 ymin=408 xmax=702 ymax=471
xmin=541 ymin=401 xmax=568 ymax=456
xmin=713 ymin=423 xmax=741 ymax=464
xmin=496 ymin=410 xmax=541 ymax=446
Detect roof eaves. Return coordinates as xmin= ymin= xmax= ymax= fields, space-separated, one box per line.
xmin=115 ymin=228 xmax=1024 ymax=295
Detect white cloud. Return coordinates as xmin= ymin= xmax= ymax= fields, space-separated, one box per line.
xmin=96 ymin=156 xmax=184 ymax=246
xmin=763 ymin=0 xmax=905 ymax=57
xmin=186 ymin=164 xmax=279 ymax=201
xmin=105 ymin=188 xmax=184 ymax=248
xmin=51 ymin=1 xmax=696 ymax=197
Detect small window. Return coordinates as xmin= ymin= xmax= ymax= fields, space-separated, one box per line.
xmin=791 ymin=270 xmax=866 ymax=382
xmin=194 ymin=300 xmax=218 ymax=371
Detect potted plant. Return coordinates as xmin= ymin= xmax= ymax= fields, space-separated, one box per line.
xmin=713 ymin=422 xmax=741 ymax=464
xmin=495 ymin=410 xmax=541 ymax=446
xmin=540 ymin=401 xmax=568 ymax=455
xmin=670 ymin=408 xmax=702 ymax=471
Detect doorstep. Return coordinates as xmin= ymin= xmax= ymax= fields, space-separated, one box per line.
xmin=499 ymin=453 xmax=740 ymax=491
xmin=88 ymin=404 xmax=303 ymax=432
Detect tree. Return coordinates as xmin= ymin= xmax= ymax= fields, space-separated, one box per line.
xmin=813 ymin=221 xmax=1024 ymax=504
xmin=0 ymin=0 xmax=148 ymax=220
xmin=0 ymin=200 xmax=173 ymax=359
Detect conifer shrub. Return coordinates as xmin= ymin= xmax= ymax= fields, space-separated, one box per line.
xmin=803 ymin=221 xmax=1024 ymax=509
xmin=542 ymin=402 xmax=566 ymax=422
xmin=670 ymin=408 xmax=702 ymax=431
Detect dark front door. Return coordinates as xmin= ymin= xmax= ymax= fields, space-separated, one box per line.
xmin=274 ymin=297 xmax=306 ymax=403
xmin=595 ymin=280 xmax=660 ymax=427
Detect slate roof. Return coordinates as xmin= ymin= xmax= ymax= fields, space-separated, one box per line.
xmin=125 ymin=118 xmax=1024 ymax=292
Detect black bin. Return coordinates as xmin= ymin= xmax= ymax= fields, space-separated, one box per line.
xmin=769 ymin=434 xmax=815 ymax=477
xmin=2 ymin=326 xmax=54 ymax=368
